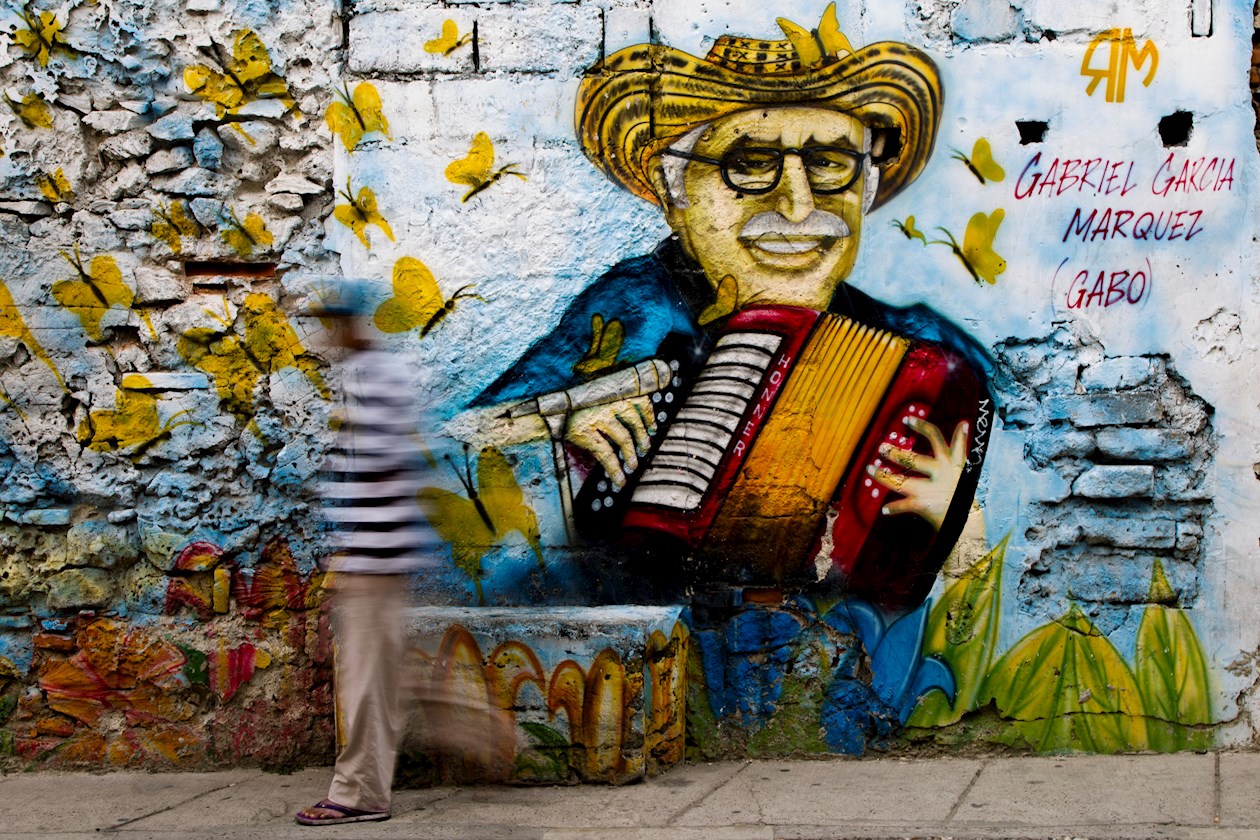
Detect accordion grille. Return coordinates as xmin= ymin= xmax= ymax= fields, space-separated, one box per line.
xmin=705 ymin=315 xmax=909 ymax=553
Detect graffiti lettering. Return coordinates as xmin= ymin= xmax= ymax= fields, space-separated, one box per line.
xmin=1151 ymin=154 xmax=1235 ymax=196
xmin=1061 ymin=207 xmax=1204 ymax=243
xmin=1065 ymin=265 xmax=1151 ymax=309
xmin=1014 ymin=153 xmax=1137 ymax=200
xmin=1080 ymin=28 xmax=1159 ymax=103
xmin=732 ymin=353 xmax=792 ymax=458
xmin=965 ymin=398 xmax=991 ymax=472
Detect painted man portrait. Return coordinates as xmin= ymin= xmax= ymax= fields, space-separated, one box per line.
xmin=466 ymin=8 xmax=993 ymax=613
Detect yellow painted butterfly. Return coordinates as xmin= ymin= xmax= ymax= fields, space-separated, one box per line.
xmin=573 ymin=313 xmax=624 ymax=377
xmin=374 ymin=256 xmax=482 ymax=337
xmin=219 ymin=207 xmax=273 ymax=257
xmin=151 ymin=200 xmax=202 ymax=255
xmin=891 ymin=216 xmax=927 ymax=244
xmin=334 ymin=178 xmax=395 ymax=250
xmin=4 ymin=91 xmax=52 ymax=129
xmin=777 ymin=2 xmax=855 ymax=67
xmin=0 ymin=277 xmax=63 ymax=389
xmin=36 ymin=167 xmax=73 ymax=203
xmin=12 ymin=5 xmax=72 ymax=67
xmin=424 ymin=19 xmax=472 ymax=56
xmin=325 ymin=82 xmax=391 ymax=152
xmin=53 ymin=245 xmax=133 ymax=341
xmin=418 ymin=445 xmax=544 ymax=605
xmin=951 ymin=138 xmax=1005 ymax=185
xmin=185 ymin=29 xmax=297 ymax=121
xmin=178 ymin=294 xmax=327 ymax=429
xmin=931 ymin=210 xmax=1007 ymax=285
xmin=445 ymin=132 xmax=526 ymax=202
xmin=77 ymin=375 xmax=196 ymax=459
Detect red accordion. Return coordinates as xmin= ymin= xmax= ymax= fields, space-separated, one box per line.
xmin=617 ymin=305 xmax=983 ymax=608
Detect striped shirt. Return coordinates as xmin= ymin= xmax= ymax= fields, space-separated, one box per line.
xmin=317 ymin=349 xmax=434 ymax=573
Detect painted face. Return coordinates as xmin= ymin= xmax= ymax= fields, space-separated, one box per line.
xmin=659 ymin=107 xmax=869 ymax=311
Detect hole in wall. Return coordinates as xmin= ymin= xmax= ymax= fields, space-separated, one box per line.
xmin=1016 ymin=120 xmax=1049 ymax=145
xmin=870 ymin=126 xmax=902 ymax=165
xmin=184 ymin=261 xmax=277 ymax=278
xmin=1158 ymin=111 xmax=1193 ymax=147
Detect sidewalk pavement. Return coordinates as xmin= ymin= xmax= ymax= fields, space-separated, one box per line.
xmin=2 ymin=752 xmax=1258 ymax=839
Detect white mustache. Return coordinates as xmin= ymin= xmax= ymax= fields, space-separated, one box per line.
xmin=738 ymin=211 xmax=850 ymax=241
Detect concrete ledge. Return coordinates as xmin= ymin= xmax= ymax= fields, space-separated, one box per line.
xmin=396 ymin=605 xmax=687 ymax=785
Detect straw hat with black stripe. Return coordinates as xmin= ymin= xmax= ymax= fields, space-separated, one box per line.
xmin=575 ymin=5 xmax=942 ymax=212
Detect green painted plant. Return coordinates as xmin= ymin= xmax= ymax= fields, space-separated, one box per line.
xmin=984 ymin=604 xmax=1147 ymax=752
xmin=910 ymin=552 xmax=1213 ymax=753
xmin=908 ymin=535 xmax=1006 ymax=728
xmin=1134 ymin=560 xmax=1213 ymax=751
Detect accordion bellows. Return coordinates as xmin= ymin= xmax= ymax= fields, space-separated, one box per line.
xmin=620 ymin=305 xmax=982 ymax=606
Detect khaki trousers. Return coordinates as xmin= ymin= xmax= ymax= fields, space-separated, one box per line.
xmin=327 ymin=573 xmax=409 ymax=813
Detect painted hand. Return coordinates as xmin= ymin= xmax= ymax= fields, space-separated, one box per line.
xmin=867 ymin=416 xmax=970 ymax=532
xmin=564 ymin=397 xmax=657 ymax=489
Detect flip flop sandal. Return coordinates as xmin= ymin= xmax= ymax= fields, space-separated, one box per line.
xmin=295 ymin=799 xmax=391 ymax=826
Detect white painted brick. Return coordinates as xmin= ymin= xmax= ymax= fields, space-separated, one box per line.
xmin=349 ymin=10 xmax=477 ymax=74
xmin=477 ymin=4 xmax=604 ymax=74
xmin=952 ymin=0 xmax=1020 ymax=42
xmin=603 ymin=3 xmax=651 ymax=55
xmin=1020 ymin=0 xmax=1172 ymax=40
xmin=428 ymin=77 xmax=571 ymax=142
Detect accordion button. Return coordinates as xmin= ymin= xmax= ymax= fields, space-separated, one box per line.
xmin=664 ymin=392 xmax=674 ymax=403
xmin=591 ymin=499 xmax=603 ymax=511
xmin=657 ymin=412 xmax=668 ymax=422
xmin=597 ymin=480 xmax=608 ymax=493
xmin=670 ymin=359 xmax=680 ymax=371
xmin=604 ymin=496 xmax=615 ymax=507
xmin=652 ymin=393 xmax=662 ymax=403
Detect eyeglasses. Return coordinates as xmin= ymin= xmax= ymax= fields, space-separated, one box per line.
xmin=660 ymin=145 xmax=868 ymax=195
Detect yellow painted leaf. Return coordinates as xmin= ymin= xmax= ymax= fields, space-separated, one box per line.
xmin=418 ymin=447 xmax=544 ymax=604
xmin=424 ymin=19 xmax=471 ymax=55
xmin=446 ymin=132 xmax=526 ymax=202
xmin=52 ymin=248 xmax=132 ymax=341
xmin=573 ymin=313 xmax=623 ymax=377
xmin=374 ymin=256 xmax=478 ymax=337
xmin=37 ymin=167 xmax=73 ymax=202
xmin=984 ymin=605 xmax=1147 ymax=752
xmin=907 ymin=535 xmax=1007 ymax=728
xmin=1135 ymin=560 xmax=1214 ymax=751
xmin=952 ymin=137 xmax=1006 ymax=184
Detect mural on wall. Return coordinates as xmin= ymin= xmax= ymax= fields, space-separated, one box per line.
xmin=327 ymin=0 xmax=1243 ymax=761
xmin=0 ymin=0 xmax=1254 ymax=773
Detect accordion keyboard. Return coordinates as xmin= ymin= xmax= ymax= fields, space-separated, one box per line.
xmin=630 ymin=331 xmax=782 ymax=511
